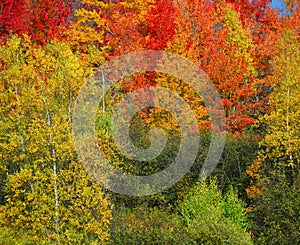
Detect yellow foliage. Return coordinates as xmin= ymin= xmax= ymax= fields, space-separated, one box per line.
xmin=247 ymin=29 xmax=300 ymax=198
xmin=0 ymin=35 xmax=112 ymax=244
xmin=222 ymin=7 xmax=256 ymax=76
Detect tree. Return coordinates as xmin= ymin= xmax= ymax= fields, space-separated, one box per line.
xmin=157 ymin=1 xmax=270 ymax=133
xmin=178 ymin=179 xmax=253 ymax=244
xmin=247 ymin=29 xmax=300 ymax=244
xmin=0 ymin=0 xmax=71 ymax=43
xmin=0 ymin=35 xmax=112 ymax=244
xmin=208 ymin=5 xmax=266 ymax=134
xmin=247 ymin=29 xmax=300 ymax=197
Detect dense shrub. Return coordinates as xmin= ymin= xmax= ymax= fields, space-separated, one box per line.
xmin=101 ymin=122 xmax=259 ymax=209
xmin=110 ymin=205 xmax=190 ymax=244
xmin=177 ymin=131 xmax=259 ymax=205
xmin=178 ymin=179 xmax=253 ymax=245
xmin=0 ymin=227 xmax=33 ymax=245
xmin=250 ymin=178 xmax=300 ymax=245
xmin=110 ymin=179 xmax=254 ymax=244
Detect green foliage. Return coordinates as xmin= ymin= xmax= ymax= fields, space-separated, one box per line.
xmin=110 ymin=205 xmax=190 ymax=245
xmin=178 ymin=179 xmax=253 ymax=245
xmin=213 ymin=133 xmax=259 ymax=201
xmin=250 ymin=178 xmax=300 ymax=244
xmin=179 ymin=131 xmax=259 ymax=204
xmin=0 ymin=227 xmax=33 ymax=245
xmin=97 ymin=111 xmax=258 ymax=209
xmin=96 ymin=102 xmax=259 ymax=208
xmin=109 ymin=179 xmax=253 ymax=245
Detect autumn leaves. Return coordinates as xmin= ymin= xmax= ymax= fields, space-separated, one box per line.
xmin=0 ymin=0 xmax=299 ymax=243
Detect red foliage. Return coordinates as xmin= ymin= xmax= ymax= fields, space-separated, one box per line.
xmin=145 ymin=0 xmax=176 ymax=50
xmin=0 ymin=0 xmax=283 ymax=135
xmin=100 ymin=0 xmax=176 ymax=91
xmin=0 ymin=0 xmax=71 ymax=43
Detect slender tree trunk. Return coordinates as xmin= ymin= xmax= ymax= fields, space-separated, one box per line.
xmin=68 ymin=90 xmax=73 ymax=123
xmin=42 ymin=94 xmax=60 ymax=243
xmin=285 ymin=50 xmax=292 ymax=162
xmin=102 ymin=69 xmax=106 ymax=113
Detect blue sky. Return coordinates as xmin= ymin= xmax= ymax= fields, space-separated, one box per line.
xmin=270 ymin=0 xmax=288 ymax=13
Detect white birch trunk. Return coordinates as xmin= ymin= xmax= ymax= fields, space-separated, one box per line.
xmin=42 ymin=94 xmax=60 ymax=243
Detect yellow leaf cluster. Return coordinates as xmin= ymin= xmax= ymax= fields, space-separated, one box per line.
xmin=0 ymin=35 xmax=112 ymax=244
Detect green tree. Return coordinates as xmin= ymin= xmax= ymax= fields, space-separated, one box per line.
xmin=177 ymin=179 xmax=253 ymax=245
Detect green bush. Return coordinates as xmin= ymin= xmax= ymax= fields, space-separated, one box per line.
xmin=109 ymin=205 xmax=191 ymax=244
xmin=251 ymin=178 xmax=300 ymax=245
xmin=0 ymin=227 xmax=33 ymax=245
xmin=189 ymin=132 xmax=259 ymax=203
xmin=110 ymin=179 xmax=253 ymax=245
xmin=107 ymin=131 xmax=259 ymax=212
xmin=178 ymin=179 xmax=253 ymax=245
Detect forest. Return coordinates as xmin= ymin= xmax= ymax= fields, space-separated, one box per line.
xmin=0 ymin=0 xmax=299 ymax=244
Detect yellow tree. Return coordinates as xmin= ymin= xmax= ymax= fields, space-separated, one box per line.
xmin=246 ymin=29 xmax=300 ymax=244
xmin=64 ymin=0 xmax=110 ymax=56
xmin=64 ymin=0 xmax=153 ymax=58
xmin=247 ymin=29 xmax=300 ymax=198
xmin=0 ymin=35 xmax=112 ymax=244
